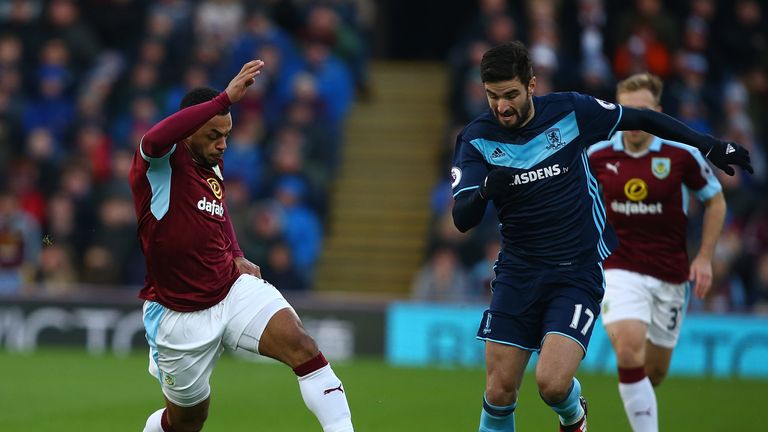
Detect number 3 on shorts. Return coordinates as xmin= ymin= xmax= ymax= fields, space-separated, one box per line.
xmin=569 ymin=304 xmax=595 ymax=336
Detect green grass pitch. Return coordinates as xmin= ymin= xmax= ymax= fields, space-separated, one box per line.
xmin=0 ymin=349 xmax=762 ymax=431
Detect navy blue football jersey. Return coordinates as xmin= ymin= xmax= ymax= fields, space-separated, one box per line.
xmin=451 ymin=92 xmax=623 ymax=268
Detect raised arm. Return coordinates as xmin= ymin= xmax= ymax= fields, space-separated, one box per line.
xmin=141 ymin=92 xmax=232 ymax=158
xmin=618 ymin=107 xmax=753 ymax=176
xmin=140 ymin=60 xmax=265 ymax=158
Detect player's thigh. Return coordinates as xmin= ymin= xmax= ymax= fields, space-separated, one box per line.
xmin=221 ymin=275 xmax=314 ymax=366
xmin=485 ymin=341 xmax=532 ymax=403
xmin=648 ymin=279 xmax=690 ymax=349
xmin=257 ymin=307 xmax=319 ymax=367
xmin=540 ymin=264 xmax=606 ymax=358
xmin=601 ymin=269 xmax=654 ymax=327
xmin=144 ymin=301 xmax=225 ymax=408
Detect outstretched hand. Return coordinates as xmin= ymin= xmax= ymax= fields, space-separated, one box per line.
xmin=704 ymin=139 xmax=753 ymax=176
xmin=225 ymin=60 xmax=264 ymax=104
xmin=480 ymin=168 xmax=517 ymax=200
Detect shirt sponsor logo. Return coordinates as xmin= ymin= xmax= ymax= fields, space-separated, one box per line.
xmin=207 ymin=177 xmax=223 ymax=199
xmin=197 ymin=196 xmax=224 ymax=217
xmin=611 ymin=200 xmax=663 ymax=215
xmin=623 ymin=178 xmax=648 ymax=201
xmin=509 ymin=164 xmax=563 ymax=186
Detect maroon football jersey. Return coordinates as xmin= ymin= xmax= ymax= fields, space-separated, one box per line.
xmin=129 ymin=93 xmax=241 ymax=311
xmin=588 ymin=132 xmax=722 ymax=283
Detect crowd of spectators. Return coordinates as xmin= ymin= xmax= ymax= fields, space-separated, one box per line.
xmin=421 ymin=0 xmax=768 ymax=314
xmin=0 ymin=0 xmax=373 ymax=294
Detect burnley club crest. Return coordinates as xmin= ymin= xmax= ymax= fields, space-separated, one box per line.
xmin=651 ymin=157 xmax=670 ymax=179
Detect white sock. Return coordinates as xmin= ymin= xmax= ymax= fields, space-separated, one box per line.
xmin=619 ymin=378 xmax=658 ymax=432
xmin=143 ymin=408 xmax=165 ymax=432
xmin=298 ymin=364 xmax=354 ymax=432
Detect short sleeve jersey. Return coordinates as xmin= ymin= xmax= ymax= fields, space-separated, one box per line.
xmin=129 ymin=142 xmax=240 ymax=312
xmin=451 ymin=92 xmax=623 ymax=268
xmin=588 ymin=132 xmax=722 ymax=283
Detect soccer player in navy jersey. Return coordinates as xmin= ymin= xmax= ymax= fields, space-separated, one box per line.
xmin=588 ymin=73 xmax=726 ymax=432
xmin=131 ymin=60 xmax=353 ymax=432
xmin=450 ymin=41 xmax=752 ymax=432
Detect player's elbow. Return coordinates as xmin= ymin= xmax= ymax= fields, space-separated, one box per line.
xmin=451 ymin=190 xmax=484 ymax=232
xmin=453 ymin=219 xmax=473 ymax=233
xmin=451 ymin=208 xmax=475 ymax=233
xmin=139 ymin=135 xmax=160 ymax=158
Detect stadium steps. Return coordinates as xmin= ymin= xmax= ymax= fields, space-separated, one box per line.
xmin=314 ymin=61 xmax=447 ymax=295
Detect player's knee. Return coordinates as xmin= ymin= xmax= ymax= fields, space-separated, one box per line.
xmin=485 ymin=380 xmax=519 ymax=406
xmin=293 ymin=332 xmax=320 ymax=359
xmin=614 ymin=344 xmax=644 ymax=367
xmin=535 ymin=374 xmax=571 ymax=404
xmin=282 ymin=328 xmax=320 ymax=366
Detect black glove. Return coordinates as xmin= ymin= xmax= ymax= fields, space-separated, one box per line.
xmin=479 ymin=168 xmax=516 ymax=200
xmin=702 ymin=138 xmax=753 ymax=176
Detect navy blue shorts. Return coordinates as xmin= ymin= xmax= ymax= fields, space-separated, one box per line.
xmin=476 ymin=263 xmax=605 ymax=355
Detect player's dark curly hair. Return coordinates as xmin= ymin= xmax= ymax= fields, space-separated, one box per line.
xmin=180 ymin=87 xmax=230 ymax=114
xmin=480 ymin=40 xmax=534 ymax=85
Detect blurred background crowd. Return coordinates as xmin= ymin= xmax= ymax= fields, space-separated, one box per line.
xmin=0 ymin=0 xmax=766 ymax=314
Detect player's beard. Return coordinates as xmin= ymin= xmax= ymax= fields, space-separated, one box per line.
xmin=497 ymin=97 xmax=532 ymax=129
xmin=191 ymin=149 xmax=221 ymax=168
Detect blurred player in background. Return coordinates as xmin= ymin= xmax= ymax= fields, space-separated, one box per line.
xmin=450 ymin=41 xmax=751 ymax=432
xmin=588 ymin=73 xmax=726 ymax=432
xmin=130 ymin=60 xmax=353 ymax=432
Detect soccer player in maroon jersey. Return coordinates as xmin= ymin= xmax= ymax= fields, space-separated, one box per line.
xmin=131 ymin=60 xmax=353 ymax=432
xmin=588 ymin=73 xmax=726 ymax=432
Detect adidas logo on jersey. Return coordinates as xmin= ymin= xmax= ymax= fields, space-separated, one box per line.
xmin=490 ymin=147 xmax=506 ymax=159
xmin=197 ymin=196 xmax=224 ymax=217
